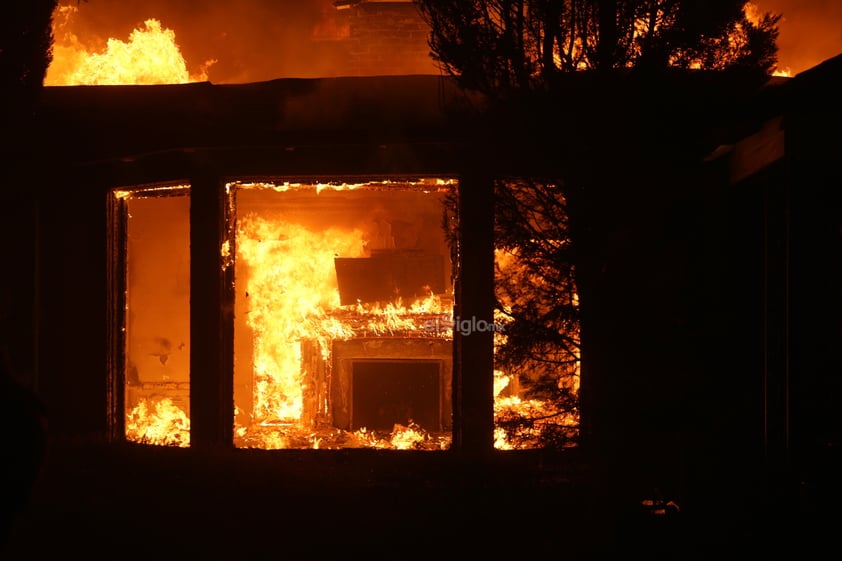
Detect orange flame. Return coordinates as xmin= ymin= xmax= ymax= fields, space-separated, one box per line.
xmin=493 ymin=244 xmax=580 ymax=450
xmin=45 ymin=6 xmax=213 ymax=85
xmin=236 ymin=215 xmax=367 ymax=423
xmin=232 ymin=182 xmax=455 ymax=450
xmin=126 ymin=397 xmax=190 ymax=447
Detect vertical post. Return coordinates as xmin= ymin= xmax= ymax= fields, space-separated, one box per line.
xmin=106 ymin=192 xmax=127 ymax=442
xmin=763 ymin=174 xmax=790 ymax=470
xmin=454 ymin=175 xmax=495 ymax=456
xmin=190 ymin=172 xmax=234 ymax=449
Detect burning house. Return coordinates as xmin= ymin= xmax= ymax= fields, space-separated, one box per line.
xmin=17 ymin=1 xmax=582 ymax=455
xmin=1 ymin=0 xmax=841 ymax=557
xmin=30 ymin=75 xmax=489 ymax=452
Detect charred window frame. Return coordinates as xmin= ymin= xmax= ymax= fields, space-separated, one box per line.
xmin=107 ymin=172 xmax=497 ymax=453
xmin=107 ymin=183 xmax=192 ymax=445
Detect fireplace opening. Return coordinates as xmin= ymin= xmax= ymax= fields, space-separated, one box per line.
xmin=351 ymin=360 xmax=442 ymax=432
xmin=231 ymin=179 xmax=457 ymax=450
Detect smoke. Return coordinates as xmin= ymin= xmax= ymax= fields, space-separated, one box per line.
xmin=51 ymin=0 xmax=350 ymax=83
xmin=752 ymin=0 xmax=842 ymax=74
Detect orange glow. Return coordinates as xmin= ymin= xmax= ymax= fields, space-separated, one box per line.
xmin=232 ymin=181 xmax=455 ymax=450
xmin=352 ymin=423 xmax=446 ymax=450
xmin=748 ymin=0 xmax=842 ymax=76
xmin=45 ymin=6 xmax=212 ymax=85
xmin=121 ymin=187 xmax=191 ymax=448
xmin=126 ymin=397 xmax=190 ymax=447
xmin=43 ymin=0 xmax=436 ymax=84
xmin=493 ymin=366 xmax=580 ymax=450
xmin=743 ymin=2 xmax=790 ymax=77
xmin=493 ymin=236 xmax=580 ymax=450
xmin=43 ymin=1 xmax=840 ymax=86
xmin=236 ymin=215 xmax=366 ymax=424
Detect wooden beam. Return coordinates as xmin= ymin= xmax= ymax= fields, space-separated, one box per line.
xmin=189 ymin=172 xmax=234 ymax=448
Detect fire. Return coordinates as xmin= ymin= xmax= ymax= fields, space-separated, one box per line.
xmin=744 ymin=2 xmax=764 ymax=26
xmin=492 ymin=219 xmax=581 ymax=450
xmin=236 ymin=216 xmax=367 ymax=423
xmin=232 ymin=182 xmax=455 ymax=450
xmin=744 ymin=2 xmax=791 ymax=77
xmin=352 ymin=423 xmax=444 ymax=450
xmin=126 ymin=398 xmax=190 ymax=447
xmin=117 ymin=176 xmax=578 ymax=451
xmin=493 ymin=371 xmax=579 ymax=450
xmin=45 ymin=6 xmax=212 ymax=85
xmin=235 ymin=175 xmax=579 ymax=452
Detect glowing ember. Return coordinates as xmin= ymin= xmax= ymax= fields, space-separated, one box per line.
xmin=351 ymin=423 xmax=443 ymax=450
xmin=389 ymin=423 xmax=429 ymax=450
xmin=45 ymin=7 xmax=212 ymax=85
xmin=126 ymin=397 xmax=190 ymax=447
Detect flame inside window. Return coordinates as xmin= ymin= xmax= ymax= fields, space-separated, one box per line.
xmin=493 ymin=180 xmax=581 ymax=450
xmin=114 ymin=179 xmax=576 ymax=450
xmin=231 ymin=180 xmax=456 ymax=450
xmin=120 ymin=186 xmax=191 ymax=447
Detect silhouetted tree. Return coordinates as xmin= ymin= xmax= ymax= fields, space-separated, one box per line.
xmin=416 ymin=0 xmax=779 ymax=95
xmin=416 ymin=1 xmax=780 ymax=452
xmin=1 ymin=0 xmax=57 ymax=119
xmin=493 ymin=179 xmax=580 ymax=448
xmin=1 ymin=0 xmax=57 ymax=183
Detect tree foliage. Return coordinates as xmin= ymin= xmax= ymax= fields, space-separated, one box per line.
xmin=418 ymin=1 xmax=780 ymax=450
xmin=1 ymin=0 xmax=58 ymax=113
xmin=2 ymin=0 xmax=57 ymax=185
xmin=415 ymin=0 xmax=780 ymax=95
xmin=493 ymin=179 xmax=580 ymax=448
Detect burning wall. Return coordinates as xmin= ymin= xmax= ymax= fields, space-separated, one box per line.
xmin=45 ymin=0 xmax=436 ymax=85
xmin=115 ymin=177 xmax=580 ymax=451
xmin=342 ymin=1 xmax=437 ymax=76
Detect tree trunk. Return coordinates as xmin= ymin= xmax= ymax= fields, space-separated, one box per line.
xmin=596 ymin=0 xmax=618 ymax=69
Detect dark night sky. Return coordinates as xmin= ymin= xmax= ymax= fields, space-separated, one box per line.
xmin=46 ymin=0 xmax=842 ymax=83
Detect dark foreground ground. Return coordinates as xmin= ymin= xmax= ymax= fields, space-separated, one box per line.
xmin=1 ymin=439 xmax=837 ymax=561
